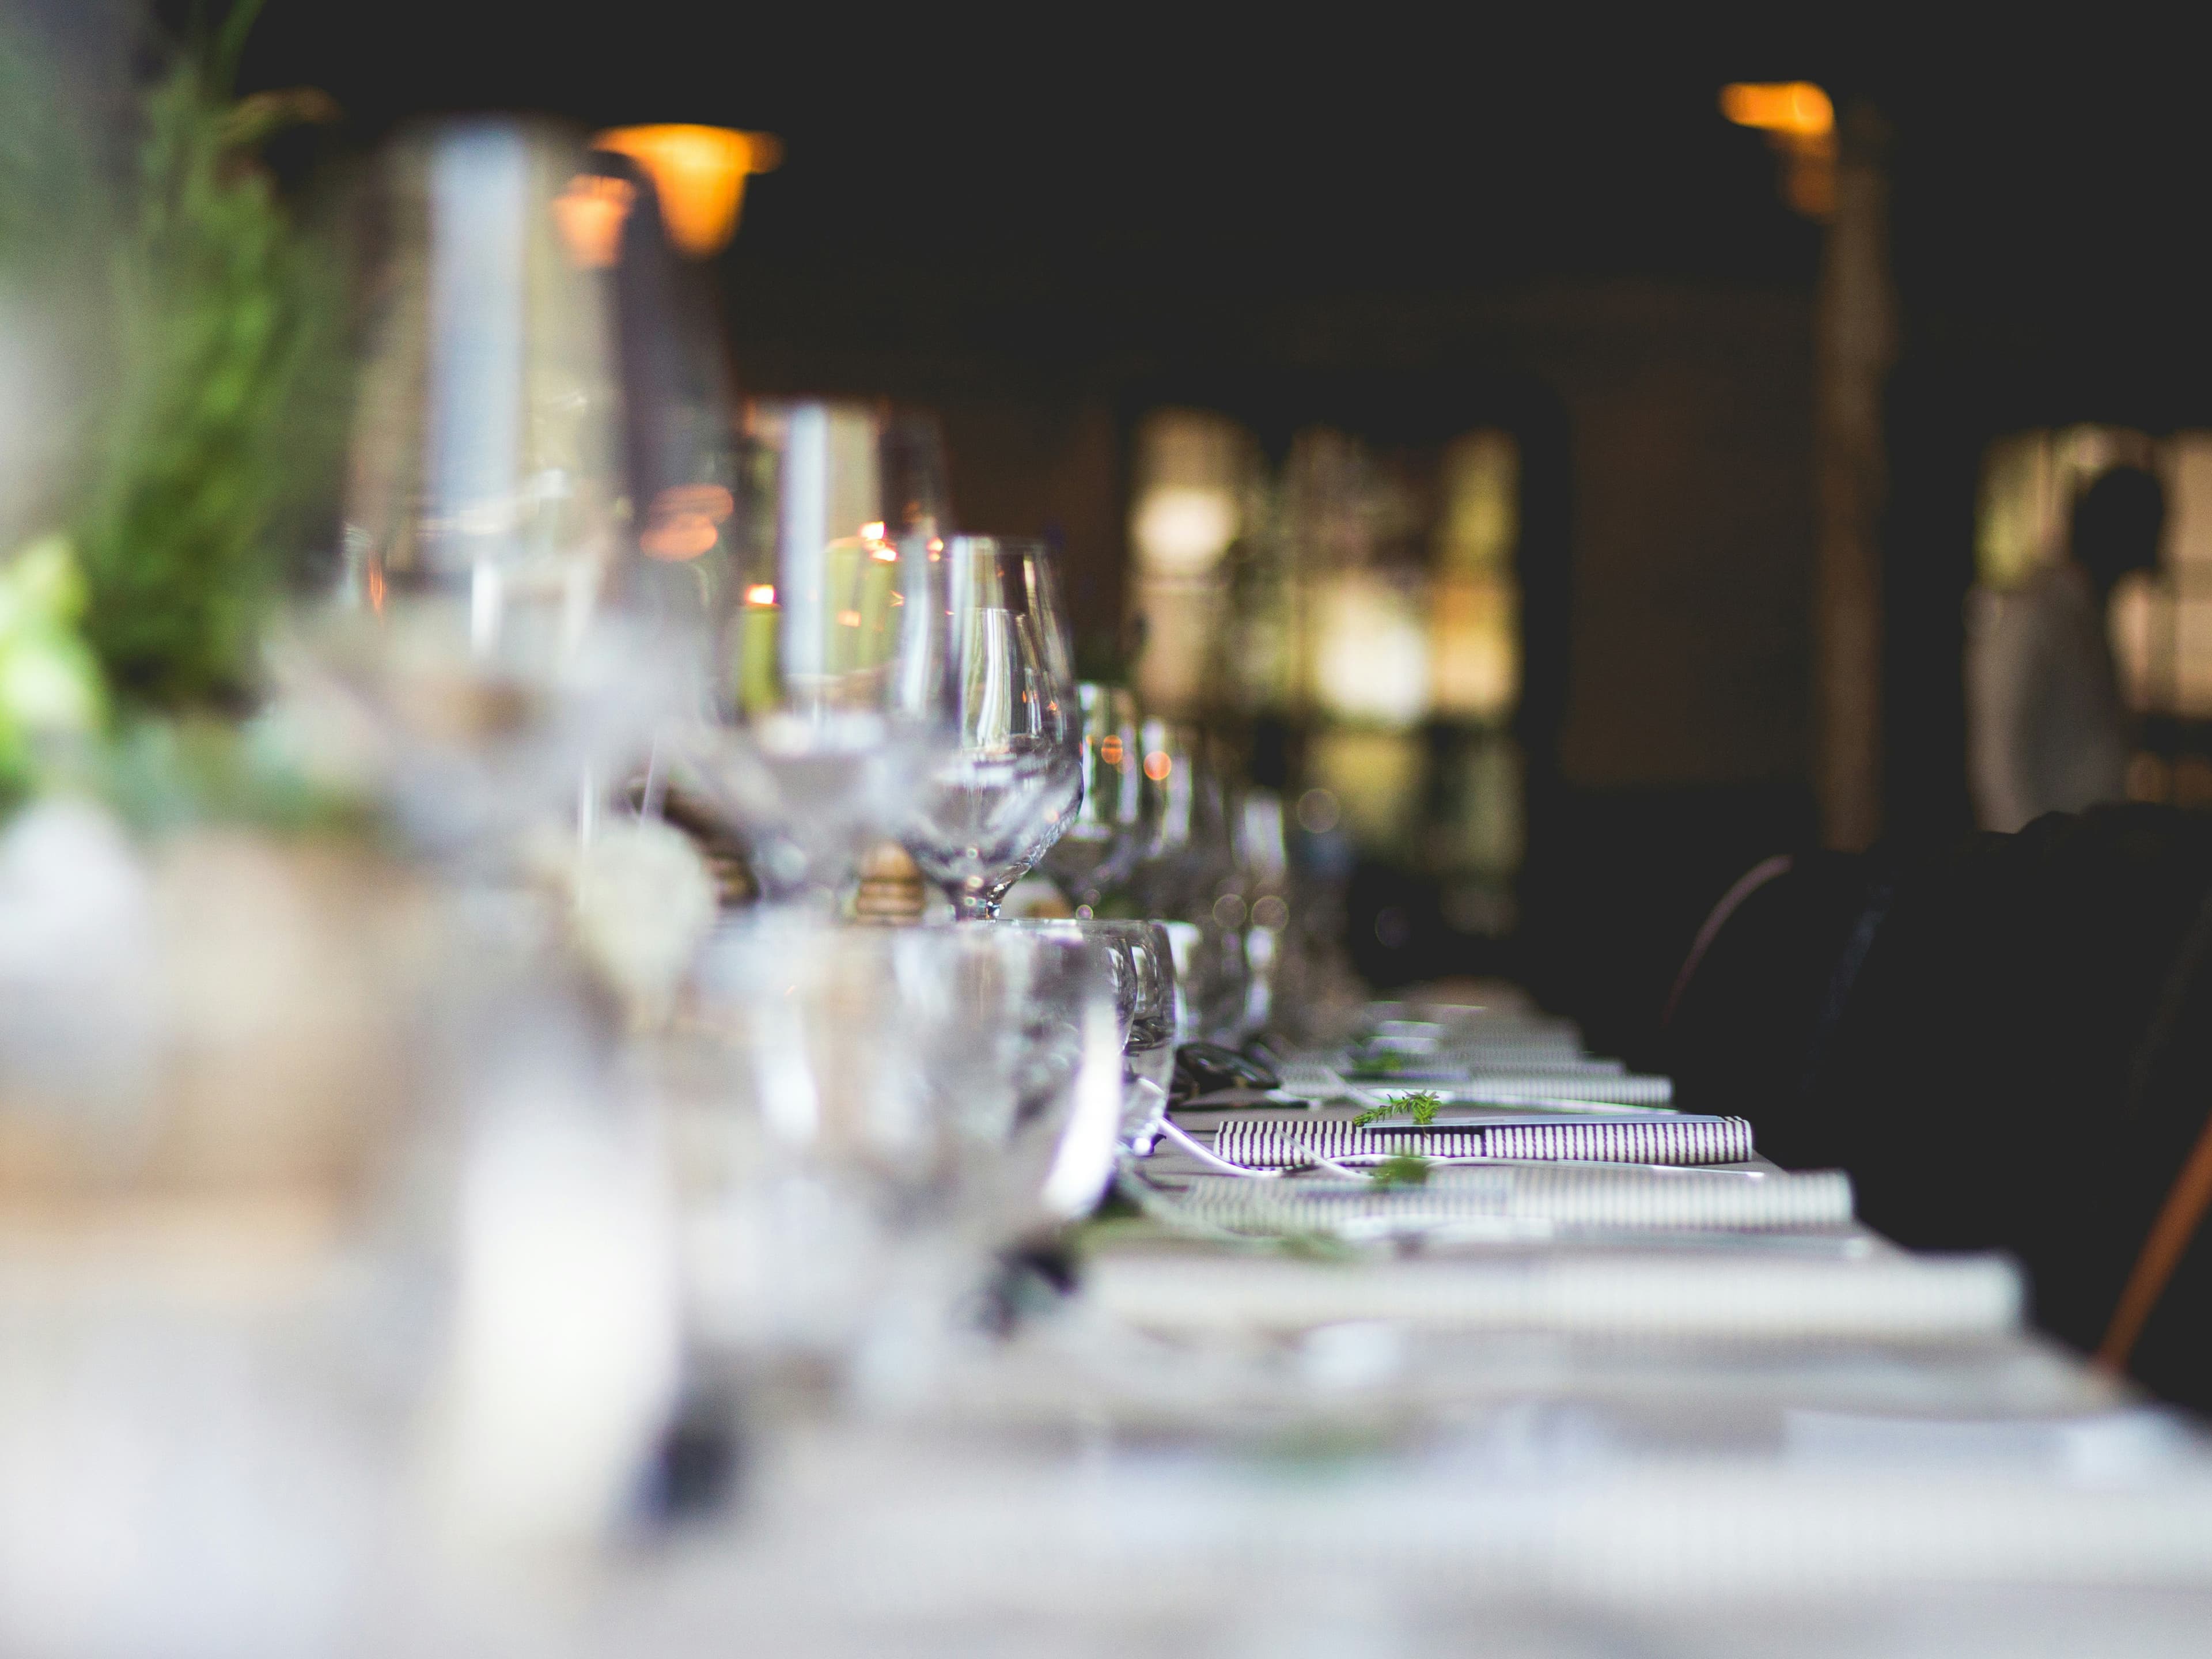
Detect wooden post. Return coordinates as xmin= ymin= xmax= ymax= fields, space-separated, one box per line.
xmin=1813 ymin=104 xmax=1897 ymax=850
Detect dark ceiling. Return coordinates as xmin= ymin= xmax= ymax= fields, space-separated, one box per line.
xmin=185 ymin=5 xmax=2212 ymax=423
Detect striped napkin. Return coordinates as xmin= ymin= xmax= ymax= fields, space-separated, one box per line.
xmin=1166 ymin=1163 xmax=1854 ymax=1237
xmin=1210 ymin=1113 xmax=1755 ymax=1169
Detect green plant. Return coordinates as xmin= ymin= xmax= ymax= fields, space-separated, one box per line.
xmin=1368 ymin=1154 xmax=1433 ymax=1189
xmin=1353 ymin=1089 xmax=1442 ymax=1130
xmin=0 ymin=537 xmax=104 ymax=800
xmin=70 ymin=0 xmax=342 ymax=713
xmin=1346 ymin=1048 xmax=1412 ymax=1077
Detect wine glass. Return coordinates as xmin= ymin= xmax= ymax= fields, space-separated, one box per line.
xmin=1035 ymin=681 xmax=1145 ymax=916
xmin=1113 ymin=919 xmax=1179 ymax=1149
xmin=1002 ymin=916 xmax=1177 ymax=1153
xmin=290 ymin=118 xmax=686 ymax=863
xmin=664 ymin=399 xmax=957 ymax=907
xmin=1233 ymin=788 xmax=1293 ymax=1032
xmin=903 ymin=537 xmax=1085 ymax=921
xmin=671 ymin=917 xmax=1118 ymax=1397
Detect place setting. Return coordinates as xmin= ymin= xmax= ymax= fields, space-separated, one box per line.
xmin=10 ymin=11 xmax=2212 ymax=1654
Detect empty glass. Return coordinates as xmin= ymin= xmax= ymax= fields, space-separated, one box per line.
xmin=903 ymin=537 xmax=1084 ymax=920
xmin=671 ymin=917 xmax=1119 ymax=1395
xmin=1004 ymin=917 xmax=1177 ymax=1152
xmin=295 ymin=118 xmax=684 ymax=861
xmin=1234 ymin=789 xmax=1293 ymax=1032
xmin=666 ymin=400 xmax=958 ymax=904
xmin=1162 ymin=916 xmax=1251 ymax=1046
xmin=1126 ymin=718 xmax=1235 ymax=919
xmin=1035 ymin=681 xmax=1144 ymax=916
xmin=1002 ymin=918 xmax=1138 ymax=1038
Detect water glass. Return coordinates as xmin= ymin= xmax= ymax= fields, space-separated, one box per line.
xmin=671 ymin=916 xmax=1119 ymax=1394
xmin=306 ymin=118 xmax=683 ymax=861
xmin=1004 ymin=917 xmax=1177 ymax=1153
xmin=904 ymin=537 xmax=1084 ymax=919
xmin=668 ymin=400 xmax=957 ymax=904
xmin=1035 ymin=682 xmax=1143 ymax=915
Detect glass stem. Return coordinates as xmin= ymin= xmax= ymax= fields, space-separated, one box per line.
xmin=952 ymin=891 xmax=1000 ymax=922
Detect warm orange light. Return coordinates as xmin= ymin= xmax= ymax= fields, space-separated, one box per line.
xmin=642 ymin=516 xmax=718 ymax=560
xmin=665 ymin=483 xmax=735 ymax=522
xmin=555 ymin=174 xmax=635 ymax=268
xmin=836 ymin=609 xmax=862 ymax=627
xmin=592 ymin=126 xmax=783 ymax=257
xmin=745 ymin=583 xmax=778 ymax=607
xmin=1719 ymin=82 xmax=1834 ymax=139
xmin=861 ymin=521 xmax=887 ymax=541
xmin=638 ymin=484 xmax=735 ymax=560
xmin=1099 ymin=735 xmax=1124 ymax=766
xmin=1143 ymin=750 xmax=1173 ymax=782
xmin=1721 ymin=82 xmax=1838 ymax=219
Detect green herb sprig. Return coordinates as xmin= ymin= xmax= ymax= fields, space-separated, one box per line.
xmin=1369 ymin=1154 xmax=1434 ymax=1189
xmin=1346 ymin=1050 xmax=1411 ymax=1078
xmin=1352 ymin=1089 xmax=1443 ymax=1131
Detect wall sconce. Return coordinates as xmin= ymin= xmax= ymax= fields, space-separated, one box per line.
xmin=1720 ymin=82 xmax=1836 ymax=219
xmin=591 ymin=125 xmax=784 ymax=257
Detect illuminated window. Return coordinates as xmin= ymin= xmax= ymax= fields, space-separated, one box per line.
xmin=1126 ymin=412 xmax=1526 ymax=898
xmin=1128 ymin=410 xmax=1258 ymax=715
xmin=1313 ymin=572 xmax=1430 ymax=726
xmin=1308 ymin=727 xmax=1425 ymax=852
xmin=1279 ymin=425 xmax=1525 ymax=888
xmin=1976 ymin=426 xmax=2158 ymax=591
xmin=1430 ymin=431 xmax=1521 ymax=721
xmin=1977 ymin=427 xmax=2212 ymax=801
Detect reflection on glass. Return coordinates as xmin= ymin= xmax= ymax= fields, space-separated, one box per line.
xmin=673 ymin=918 xmax=1118 ymax=1392
xmin=308 ymin=118 xmax=681 ymax=859
xmin=670 ymin=399 xmax=956 ymax=904
xmin=904 ymin=537 xmax=1084 ymax=921
xmin=1036 ymin=681 xmax=1142 ymax=915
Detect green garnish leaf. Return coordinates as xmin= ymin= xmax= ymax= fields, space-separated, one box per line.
xmin=1369 ymin=1154 xmax=1433 ymax=1188
xmin=1347 ymin=1050 xmax=1410 ymax=1077
xmin=1351 ymin=1089 xmax=1443 ymax=1130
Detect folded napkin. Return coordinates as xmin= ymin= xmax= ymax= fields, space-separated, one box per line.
xmin=1422 ymin=1074 xmax=1676 ymax=1106
xmin=1085 ymin=1249 xmax=2024 ymax=1340
xmin=1211 ymin=1113 xmax=1755 ymax=1169
xmin=1166 ymin=1164 xmax=1854 ymax=1237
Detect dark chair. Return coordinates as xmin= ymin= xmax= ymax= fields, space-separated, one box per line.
xmin=1665 ymin=805 xmax=2212 ymax=1411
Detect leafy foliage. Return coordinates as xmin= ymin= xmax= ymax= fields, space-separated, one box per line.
xmin=1352 ymin=1089 xmax=1443 ymax=1130
xmin=69 ymin=2 xmax=343 ymax=712
xmin=0 ymin=537 xmax=104 ymax=800
xmin=1346 ymin=1048 xmax=1412 ymax=1078
xmin=1368 ymin=1154 xmax=1434 ymax=1189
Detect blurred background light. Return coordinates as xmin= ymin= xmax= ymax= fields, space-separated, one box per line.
xmin=1128 ymin=410 xmax=1257 ymax=715
xmin=1720 ymin=81 xmax=1836 ymax=218
xmin=1976 ymin=427 xmax=2212 ymax=798
xmin=554 ymin=173 xmax=634 ymax=268
xmin=1313 ymin=573 xmax=1430 ymax=727
xmin=590 ymin=125 xmax=782 ymax=257
xmin=1719 ymin=81 xmax=1834 ymax=139
xmin=1132 ymin=487 xmax=1237 ymax=575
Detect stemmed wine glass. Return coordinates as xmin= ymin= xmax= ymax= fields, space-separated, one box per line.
xmin=903 ymin=537 xmax=1084 ymax=920
xmin=671 ymin=917 xmax=1122 ymax=1392
xmin=289 ymin=118 xmax=684 ymax=863
xmin=666 ymin=399 xmax=958 ymax=906
xmin=1035 ymin=682 xmax=1144 ymax=916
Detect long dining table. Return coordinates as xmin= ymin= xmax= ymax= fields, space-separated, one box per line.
xmin=570 ymin=995 xmax=2212 ymax=1656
